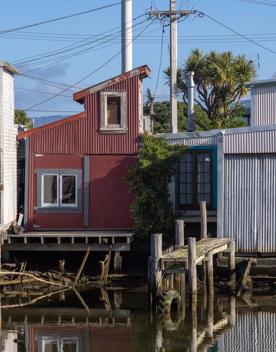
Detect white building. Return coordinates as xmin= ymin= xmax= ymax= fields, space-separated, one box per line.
xmin=0 ymin=61 xmax=20 ymax=232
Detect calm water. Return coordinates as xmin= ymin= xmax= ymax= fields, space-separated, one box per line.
xmin=1 ymin=286 xmax=276 ymax=352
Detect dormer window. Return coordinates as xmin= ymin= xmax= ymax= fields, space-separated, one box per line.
xmin=100 ymin=91 xmax=127 ymax=132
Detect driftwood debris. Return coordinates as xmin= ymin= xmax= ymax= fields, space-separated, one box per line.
xmin=100 ymin=249 xmax=112 ymax=285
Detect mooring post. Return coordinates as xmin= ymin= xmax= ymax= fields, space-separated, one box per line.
xmin=190 ymin=292 xmax=197 ymax=352
xmin=114 ymin=251 xmax=122 ymax=274
xmin=229 ymin=296 xmax=236 ymax=326
xmin=150 ymin=234 xmax=163 ymax=296
xmin=207 ymin=254 xmax=214 ymax=297
xmin=188 ymin=237 xmax=197 ymax=295
xmin=175 ymin=219 xmax=185 ymax=247
xmin=207 ymin=255 xmax=214 ymax=338
xmin=200 ymin=201 xmax=207 ymax=239
xmin=229 ymin=240 xmax=236 ymax=288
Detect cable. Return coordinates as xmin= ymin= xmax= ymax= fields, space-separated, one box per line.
xmin=13 ymin=14 xmax=146 ymax=66
xmin=0 ymin=2 xmax=121 ymax=35
xmin=16 ymin=17 xmax=149 ymax=69
xmin=200 ymin=11 xmax=276 ymax=56
xmin=16 ymin=87 xmax=72 ymax=98
xmin=236 ymin=0 xmax=276 ymax=6
xmin=153 ymin=23 xmax=165 ymax=100
xmin=22 ymin=18 xmax=156 ymax=111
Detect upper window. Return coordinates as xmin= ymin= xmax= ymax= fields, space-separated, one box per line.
xmin=100 ymin=91 xmax=127 ymax=132
xmin=37 ymin=169 xmax=82 ymax=211
xmin=178 ymin=150 xmax=215 ymax=209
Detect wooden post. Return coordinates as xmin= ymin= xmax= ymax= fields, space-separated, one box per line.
xmin=229 ymin=296 xmax=236 ymax=326
xmin=188 ymin=237 xmax=197 ymax=295
xmin=200 ymin=201 xmax=207 ymax=239
xmin=114 ymin=251 xmax=122 ymax=274
xmin=175 ymin=219 xmax=185 ymax=247
xmin=229 ymin=240 xmax=236 ymax=288
xmin=150 ymin=234 xmax=162 ymax=294
xmin=190 ymin=292 xmax=197 ymax=352
xmin=207 ymin=254 xmax=214 ymax=298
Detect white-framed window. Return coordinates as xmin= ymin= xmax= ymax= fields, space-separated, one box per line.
xmin=41 ymin=336 xmax=79 ymax=352
xmin=37 ymin=169 xmax=82 ymax=211
xmin=100 ymin=91 xmax=127 ymax=132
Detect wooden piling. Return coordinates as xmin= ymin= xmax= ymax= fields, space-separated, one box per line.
xmin=200 ymin=201 xmax=207 ymax=239
xmin=188 ymin=237 xmax=197 ymax=295
xmin=229 ymin=240 xmax=236 ymax=288
xmin=150 ymin=234 xmax=162 ymax=294
xmin=207 ymin=254 xmax=214 ymax=298
xmin=113 ymin=251 xmax=122 ymax=274
xmin=175 ymin=219 xmax=184 ymax=247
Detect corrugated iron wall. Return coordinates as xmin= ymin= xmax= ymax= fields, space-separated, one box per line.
xmin=29 ymin=75 xmax=140 ymax=155
xmin=224 ymin=154 xmax=276 ymax=252
xmin=224 ymin=129 xmax=276 ymax=154
xmin=217 ymin=311 xmax=276 ymax=352
xmin=251 ymin=85 xmax=276 ymax=126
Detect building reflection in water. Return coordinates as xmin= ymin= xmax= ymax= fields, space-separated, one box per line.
xmin=0 ymin=286 xmax=275 ymax=351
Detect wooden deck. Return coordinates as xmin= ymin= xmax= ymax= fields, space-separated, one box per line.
xmin=161 ymin=238 xmax=233 ymax=266
xmin=3 ymin=231 xmax=133 ymax=252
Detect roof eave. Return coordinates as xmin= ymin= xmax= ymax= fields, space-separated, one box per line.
xmin=73 ymin=65 xmax=150 ymax=103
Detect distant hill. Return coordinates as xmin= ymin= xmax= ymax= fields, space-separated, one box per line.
xmin=33 ymin=115 xmax=68 ymax=128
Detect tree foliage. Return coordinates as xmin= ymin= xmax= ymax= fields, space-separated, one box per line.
xmin=165 ymin=49 xmax=255 ymax=128
xmin=15 ymin=110 xmax=33 ymax=128
xmin=127 ymin=134 xmax=186 ymax=237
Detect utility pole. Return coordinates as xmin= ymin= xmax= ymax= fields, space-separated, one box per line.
xmin=170 ymin=0 xmax=178 ymax=134
xmin=148 ymin=3 xmax=196 ymax=134
xmin=122 ymin=0 xmax=133 ymax=73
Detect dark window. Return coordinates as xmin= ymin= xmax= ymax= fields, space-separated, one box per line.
xmin=42 ymin=174 xmax=58 ymax=206
xmin=179 ymin=151 xmax=212 ymax=208
xmin=61 ymin=175 xmax=76 ymax=206
xmin=107 ymin=96 xmax=121 ymax=125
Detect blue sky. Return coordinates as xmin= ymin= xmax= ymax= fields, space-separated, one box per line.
xmin=1 ymin=0 xmax=276 ymax=118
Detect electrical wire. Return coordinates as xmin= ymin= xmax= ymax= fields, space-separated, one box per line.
xmin=16 ymin=87 xmax=72 ymax=98
xmin=236 ymin=0 xmax=276 ymax=6
xmin=0 ymin=2 xmax=121 ymax=35
xmin=22 ymin=18 xmax=156 ymax=111
xmin=13 ymin=14 xmax=146 ymax=66
xmin=200 ymin=11 xmax=276 ymax=56
xmin=17 ymin=17 xmax=150 ymax=69
xmin=153 ymin=23 xmax=165 ymax=100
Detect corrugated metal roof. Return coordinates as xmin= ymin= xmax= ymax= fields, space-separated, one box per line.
xmin=73 ymin=65 xmax=150 ymax=103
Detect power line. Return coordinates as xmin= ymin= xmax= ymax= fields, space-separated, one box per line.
xmin=16 ymin=86 xmax=72 ymax=98
xmin=13 ymin=14 xmax=146 ymax=66
xmin=153 ymin=23 xmax=165 ymax=100
xmin=236 ymin=0 xmax=276 ymax=6
xmin=16 ymin=17 xmax=149 ymax=69
xmin=22 ymin=18 xmax=156 ymax=111
xmin=201 ymin=11 xmax=276 ymax=56
xmin=0 ymin=2 xmax=121 ymax=35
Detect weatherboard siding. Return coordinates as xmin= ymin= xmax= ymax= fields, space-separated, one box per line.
xmin=1 ymin=69 xmax=17 ymax=226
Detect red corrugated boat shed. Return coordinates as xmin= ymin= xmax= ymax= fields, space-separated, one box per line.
xmin=18 ymin=65 xmax=150 ymax=231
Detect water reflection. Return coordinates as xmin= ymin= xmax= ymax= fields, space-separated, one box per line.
xmin=0 ymin=287 xmax=275 ymax=351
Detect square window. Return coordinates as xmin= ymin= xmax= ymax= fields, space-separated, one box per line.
xmin=38 ymin=170 xmax=82 ymax=211
xmin=42 ymin=174 xmax=58 ymax=206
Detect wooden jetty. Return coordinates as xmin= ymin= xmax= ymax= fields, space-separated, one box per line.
xmin=150 ymin=202 xmax=236 ymax=297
